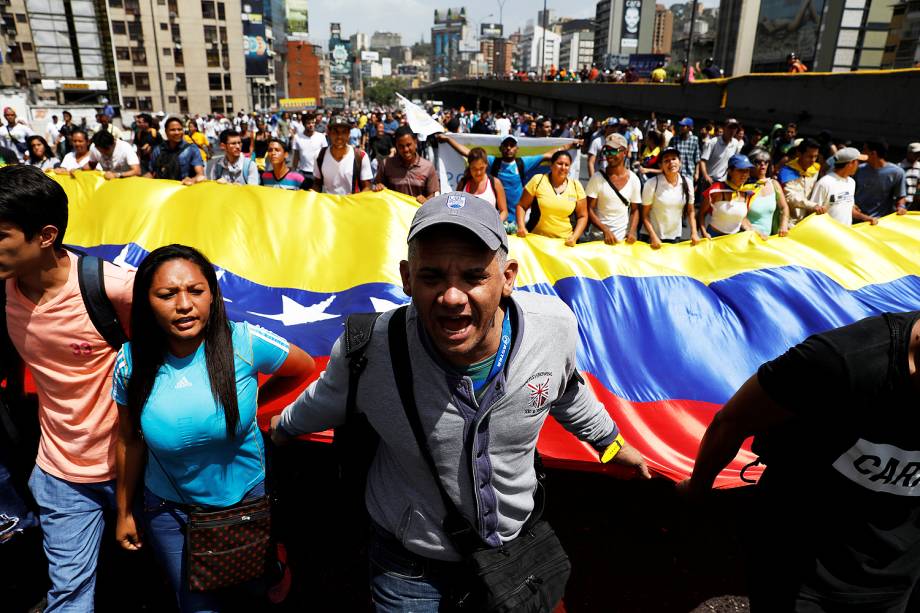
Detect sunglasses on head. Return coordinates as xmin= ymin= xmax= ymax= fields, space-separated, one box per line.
xmin=603 ymin=147 xmax=626 ymax=156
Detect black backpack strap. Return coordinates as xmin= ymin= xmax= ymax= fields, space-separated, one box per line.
xmin=515 ymin=157 xmax=525 ymax=187
xmin=316 ymin=147 xmax=327 ymax=192
xmin=77 ymin=255 xmax=127 ymax=350
xmin=351 ymin=149 xmax=364 ymax=194
xmin=343 ymin=312 xmax=383 ymax=416
xmin=0 ymin=282 xmax=18 ymax=446
xmin=387 ymin=306 xmax=481 ymax=555
xmin=490 ymin=156 xmax=502 ymax=178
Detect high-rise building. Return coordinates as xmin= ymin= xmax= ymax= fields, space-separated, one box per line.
xmin=0 ymin=0 xmax=119 ymax=106
xmin=594 ymin=0 xmax=657 ymax=67
xmin=492 ymin=38 xmax=515 ymax=75
xmin=883 ymin=0 xmax=920 ymax=68
xmin=517 ymin=22 xmax=561 ymax=72
xmin=714 ymin=0 xmax=899 ymax=76
xmin=370 ymin=31 xmax=403 ymax=51
xmin=350 ymin=33 xmax=369 ymax=53
xmin=286 ymin=39 xmax=322 ymax=101
xmin=815 ymin=0 xmax=899 ymax=72
xmin=111 ymin=0 xmax=249 ymax=115
xmin=286 ymin=0 xmax=309 ymax=37
xmin=559 ymin=20 xmax=596 ymax=71
xmin=431 ymin=7 xmax=475 ymax=80
xmin=653 ymin=5 xmax=673 ymax=54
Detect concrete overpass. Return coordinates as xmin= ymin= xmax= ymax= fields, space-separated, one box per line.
xmin=411 ymin=69 xmax=920 ymax=146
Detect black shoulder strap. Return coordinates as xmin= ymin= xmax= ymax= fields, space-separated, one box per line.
xmin=343 ymin=312 xmax=382 ymax=417
xmin=603 ymin=171 xmax=631 ymax=207
xmin=387 ymin=306 xmax=481 ymax=554
xmin=490 ymin=156 xmax=502 ymax=178
xmin=0 ymin=281 xmax=23 ymax=445
xmin=316 ymin=147 xmax=327 ymax=192
xmin=351 ymin=149 xmax=364 ymax=194
xmin=77 ymin=255 xmax=127 ymax=350
xmin=515 ymin=157 xmax=525 ymax=186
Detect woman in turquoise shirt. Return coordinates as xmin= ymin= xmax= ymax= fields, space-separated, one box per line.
xmin=746 ymin=147 xmax=791 ymax=238
xmin=113 ymin=244 xmax=314 ymax=612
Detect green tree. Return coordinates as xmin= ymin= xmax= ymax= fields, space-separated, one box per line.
xmin=364 ymin=77 xmax=402 ymax=106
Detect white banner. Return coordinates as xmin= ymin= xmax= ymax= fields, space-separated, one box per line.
xmin=396 ymin=93 xmax=445 ymax=140
xmin=431 ymin=133 xmax=581 ymax=194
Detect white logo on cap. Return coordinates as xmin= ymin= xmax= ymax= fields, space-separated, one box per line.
xmin=446 ymin=195 xmax=466 ymax=210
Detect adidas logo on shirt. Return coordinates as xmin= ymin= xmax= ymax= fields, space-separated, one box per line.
xmin=175 ymin=376 xmax=193 ymax=389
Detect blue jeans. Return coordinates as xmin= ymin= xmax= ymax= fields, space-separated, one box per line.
xmin=143 ymin=481 xmax=266 ymax=613
xmin=368 ymin=524 xmax=468 ymax=612
xmin=28 ymin=465 xmax=116 ymax=613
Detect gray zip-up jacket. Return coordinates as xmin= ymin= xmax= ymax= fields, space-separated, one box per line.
xmin=278 ymin=291 xmax=619 ymax=561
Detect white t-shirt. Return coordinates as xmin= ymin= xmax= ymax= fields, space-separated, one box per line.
xmin=89 ymin=140 xmax=139 ymax=172
xmin=1 ymin=123 xmax=35 ymax=161
xmin=59 ymin=151 xmax=94 ymax=171
xmin=495 ymin=117 xmax=512 ymax=136
xmin=292 ymin=132 xmax=327 ymax=173
xmin=585 ymin=170 xmax=641 ymax=240
xmin=811 ymin=171 xmax=856 ymax=226
xmin=642 ymin=174 xmax=694 ymax=240
xmin=204 ymin=119 xmax=219 ymax=139
xmin=314 ymin=145 xmax=373 ymax=195
xmin=701 ymin=137 xmax=743 ymax=182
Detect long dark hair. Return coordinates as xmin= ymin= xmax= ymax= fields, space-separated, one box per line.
xmin=127 ymin=244 xmax=240 ymax=439
xmin=26 ymin=135 xmax=53 ymax=163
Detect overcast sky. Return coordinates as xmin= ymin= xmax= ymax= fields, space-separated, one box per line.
xmin=307 ymin=0 xmax=717 ymax=46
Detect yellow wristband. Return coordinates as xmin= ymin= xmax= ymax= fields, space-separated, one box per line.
xmin=600 ymin=434 xmax=625 ymax=464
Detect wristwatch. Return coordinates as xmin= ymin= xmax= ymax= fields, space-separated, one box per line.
xmin=116 ymin=172 xmax=121 ymax=179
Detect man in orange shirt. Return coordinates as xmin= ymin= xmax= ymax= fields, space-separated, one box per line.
xmin=787 ymin=52 xmax=808 ymax=73
xmin=0 ymin=165 xmax=133 ymax=611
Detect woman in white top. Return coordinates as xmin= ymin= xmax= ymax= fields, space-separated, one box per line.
xmin=55 ymin=129 xmax=94 ymax=174
xmin=641 ymin=147 xmax=699 ymax=248
xmin=26 ymin=135 xmax=59 ymax=171
xmin=585 ymin=133 xmax=641 ymax=244
xmin=699 ymin=154 xmax=756 ymax=238
xmin=456 ymin=147 xmax=508 ymax=222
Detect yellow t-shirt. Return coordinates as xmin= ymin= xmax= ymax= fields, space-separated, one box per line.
xmin=185 ymin=132 xmax=209 ymax=162
xmin=524 ymin=174 xmax=586 ymax=239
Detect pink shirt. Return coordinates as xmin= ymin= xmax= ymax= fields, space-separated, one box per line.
xmin=6 ymin=252 xmax=133 ymax=483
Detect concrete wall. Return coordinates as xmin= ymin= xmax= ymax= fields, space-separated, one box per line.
xmin=414 ymin=69 xmax=920 ymax=145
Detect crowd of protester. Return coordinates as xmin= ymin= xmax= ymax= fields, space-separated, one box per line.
xmin=1 ymin=101 xmax=916 ymax=244
xmin=0 ymin=96 xmax=918 ymax=613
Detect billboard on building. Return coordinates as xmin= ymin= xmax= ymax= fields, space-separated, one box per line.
xmin=621 ymin=0 xmax=641 ymax=49
xmin=751 ymin=0 xmax=826 ymax=71
xmin=279 ymin=97 xmax=317 ymax=110
xmin=331 ymin=43 xmax=351 ymax=75
xmin=481 ymin=23 xmax=503 ymax=39
xmin=286 ymin=0 xmax=308 ymax=35
xmin=361 ymin=50 xmax=380 ymax=62
xmin=434 ymin=8 xmax=466 ymax=25
xmin=242 ymin=13 xmax=269 ymax=76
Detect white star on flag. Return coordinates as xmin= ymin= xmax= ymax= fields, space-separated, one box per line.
xmin=113 ymin=245 xmax=131 ymax=267
xmin=369 ymin=297 xmax=407 ymax=312
xmin=247 ymin=295 xmax=338 ymax=326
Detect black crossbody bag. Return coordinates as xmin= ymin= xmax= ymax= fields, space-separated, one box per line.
xmin=387 ymin=307 xmax=571 ymax=612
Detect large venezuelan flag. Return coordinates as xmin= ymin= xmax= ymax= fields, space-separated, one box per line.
xmin=55 ymin=173 xmax=920 ymax=488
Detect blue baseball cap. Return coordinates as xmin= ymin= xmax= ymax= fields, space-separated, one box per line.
xmin=678 ymin=117 xmax=694 ymax=127
xmin=728 ymin=154 xmax=754 ymax=170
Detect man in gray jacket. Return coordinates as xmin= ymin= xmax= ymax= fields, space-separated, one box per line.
xmin=271 ymin=192 xmax=649 ymax=609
